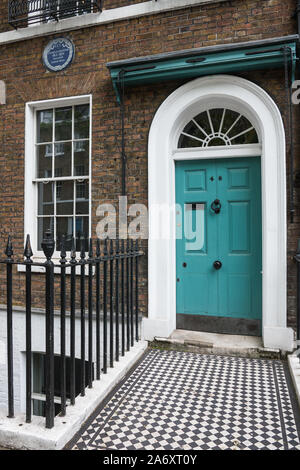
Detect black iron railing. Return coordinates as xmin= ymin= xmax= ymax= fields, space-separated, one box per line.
xmin=294 ymin=240 xmax=300 ymax=356
xmin=8 ymin=0 xmax=102 ymax=28
xmin=1 ymin=231 xmax=143 ymax=428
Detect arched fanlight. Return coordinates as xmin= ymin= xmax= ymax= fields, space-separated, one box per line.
xmin=178 ymin=108 xmax=259 ymax=148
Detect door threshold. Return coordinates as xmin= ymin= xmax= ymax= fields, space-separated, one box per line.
xmin=153 ymin=330 xmax=283 ymax=359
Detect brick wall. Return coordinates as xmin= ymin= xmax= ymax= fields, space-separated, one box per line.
xmin=0 ymin=0 xmax=8 ymax=33
xmin=0 ymin=0 xmax=299 ymax=328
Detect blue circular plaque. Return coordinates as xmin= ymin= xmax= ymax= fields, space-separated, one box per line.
xmin=43 ymin=38 xmax=75 ymax=72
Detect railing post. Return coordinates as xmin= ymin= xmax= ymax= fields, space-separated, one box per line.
xmin=130 ymin=239 xmax=134 ymax=347
xmin=96 ymin=239 xmax=101 ymax=380
xmin=59 ymin=236 xmax=67 ymax=416
xmin=88 ymin=238 xmax=93 ymax=388
xmin=24 ymin=234 xmax=33 ymax=423
xmin=109 ymin=239 xmax=114 ymax=368
xmin=79 ymin=237 xmax=86 ymax=396
xmin=70 ymin=238 xmax=76 ymax=405
xmin=115 ymin=238 xmax=120 ymax=362
xmin=126 ymin=239 xmax=130 ymax=351
xmin=5 ymin=236 xmax=14 ymax=419
xmin=103 ymin=239 xmax=108 ymax=374
xmin=121 ymin=239 xmax=125 ymax=357
xmin=295 ymin=239 xmax=300 ymax=356
xmin=135 ymin=239 xmax=139 ymax=342
xmin=41 ymin=230 xmax=55 ymax=429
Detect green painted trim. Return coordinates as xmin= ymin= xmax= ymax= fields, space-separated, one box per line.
xmin=109 ymin=41 xmax=297 ymax=103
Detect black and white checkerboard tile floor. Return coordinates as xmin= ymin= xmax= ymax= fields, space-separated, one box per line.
xmin=68 ymin=349 xmax=300 ymax=450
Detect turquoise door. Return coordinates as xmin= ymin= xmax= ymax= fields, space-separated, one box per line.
xmin=176 ymin=157 xmax=262 ymax=336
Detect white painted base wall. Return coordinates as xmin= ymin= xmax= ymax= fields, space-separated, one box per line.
xmin=0 ymin=307 xmax=142 ymax=415
xmin=0 ymin=341 xmax=148 ymax=450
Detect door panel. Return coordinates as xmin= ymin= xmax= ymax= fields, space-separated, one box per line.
xmin=217 ymin=158 xmax=261 ymax=322
xmin=176 ymin=157 xmax=262 ymax=334
xmin=176 ymin=160 xmax=217 ymax=316
xmin=228 ymin=201 xmax=250 ymax=254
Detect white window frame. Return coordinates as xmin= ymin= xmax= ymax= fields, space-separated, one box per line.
xmin=24 ymin=94 xmax=92 ymax=264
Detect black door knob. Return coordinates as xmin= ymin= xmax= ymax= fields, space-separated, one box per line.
xmin=213 ymin=260 xmax=222 ymax=270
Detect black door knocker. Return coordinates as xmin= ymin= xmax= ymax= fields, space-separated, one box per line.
xmin=211 ymin=199 xmax=222 ymax=214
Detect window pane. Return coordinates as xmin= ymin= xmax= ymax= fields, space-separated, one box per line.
xmin=209 ymin=109 xmax=224 ymax=133
xmin=75 ymin=216 xmax=89 ymax=251
xmin=37 ymin=217 xmax=54 ymax=251
xmin=194 ymin=111 xmax=211 ymax=136
xmin=37 ymin=144 xmax=52 ymax=178
xmin=37 ymin=110 xmax=53 ymax=143
xmin=231 ymin=128 xmax=258 ymax=145
xmin=38 ymin=183 xmax=54 ymax=215
xmin=55 ymin=107 xmax=72 ymax=141
xmin=219 ymin=109 xmax=240 ymax=134
xmin=55 ymin=142 xmax=72 ymax=177
xmin=74 ymin=104 xmax=89 ymax=140
xmin=178 ymin=108 xmax=258 ymax=148
xmin=74 ymin=140 xmax=89 ymax=176
xmin=56 ymin=217 xmax=73 ymax=251
xmin=76 ymin=180 xmax=89 ymax=214
xmin=178 ymin=135 xmax=202 ymax=148
xmin=56 ymin=180 xmax=74 ymax=215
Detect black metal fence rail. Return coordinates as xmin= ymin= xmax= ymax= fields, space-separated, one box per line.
xmin=0 ymin=230 xmax=143 ymax=429
xmin=294 ymin=239 xmax=300 ymax=357
xmin=8 ymin=0 xmax=102 ymax=28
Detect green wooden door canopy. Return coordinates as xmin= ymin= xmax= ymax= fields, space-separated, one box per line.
xmin=107 ymin=35 xmax=298 ymax=103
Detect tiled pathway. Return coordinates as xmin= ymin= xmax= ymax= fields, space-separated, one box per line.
xmin=68 ymin=349 xmax=300 ymax=450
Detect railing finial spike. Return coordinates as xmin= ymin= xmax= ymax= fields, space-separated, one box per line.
xmin=70 ymin=237 xmax=76 ymax=261
xmin=60 ymin=234 xmax=66 ymax=262
xmin=89 ymin=237 xmax=93 ymax=259
xmin=80 ymin=235 xmax=86 ymax=260
xmin=5 ymin=235 xmax=13 ymax=258
xmin=41 ymin=230 xmax=55 ymax=261
xmin=96 ymin=238 xmax=101 ymax=258
xmin=104 ymin=237 xmax=108 ymax=255
xmin=110 ymin=237 xmax=114 ymax=254
xmin=24 ymin=234 xmax=33 ymax=261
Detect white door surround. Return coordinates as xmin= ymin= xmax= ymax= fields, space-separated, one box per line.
xmin=143 ymin=74 xmax=294 ymax=352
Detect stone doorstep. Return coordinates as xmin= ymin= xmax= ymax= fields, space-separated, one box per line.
xmin=0 ymin=341 xmax=148 ymax=451
xmin=288 ymin=354 xmax=300 ymax=408
xmin=154 ymin=336 xmax=282 ymax=359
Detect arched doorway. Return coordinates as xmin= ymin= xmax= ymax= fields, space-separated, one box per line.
xmin=144 ymin=75 xmax=294 ymax=351
xmin=176 ymin=107 xmax=261 ymax=335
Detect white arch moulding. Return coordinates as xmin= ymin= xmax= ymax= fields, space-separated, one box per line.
xmin=143 ymin=74 xmax=294 ymax=352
